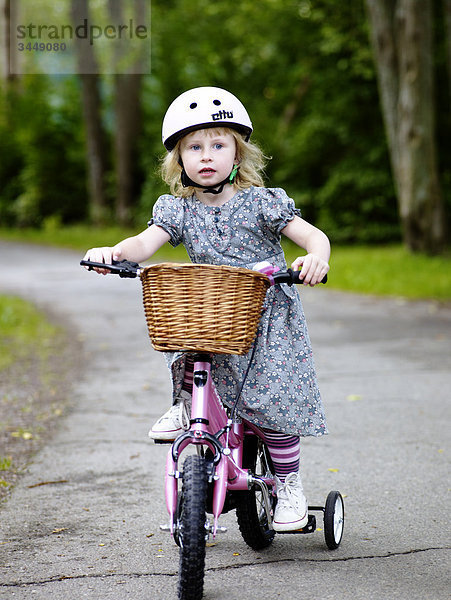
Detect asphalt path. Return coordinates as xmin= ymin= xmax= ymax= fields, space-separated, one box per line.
xmin=0 ymin=240 xmax=450 ymax=600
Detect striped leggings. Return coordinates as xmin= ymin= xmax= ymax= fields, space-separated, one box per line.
xmin=183 ymin=357 xmax=300 ymax=482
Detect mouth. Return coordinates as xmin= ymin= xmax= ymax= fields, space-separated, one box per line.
xmin=199 ymin=168 xmax=216 ymax=176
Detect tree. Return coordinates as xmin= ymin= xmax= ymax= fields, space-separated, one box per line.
xmin=445 ymin=0 xmax=451 ymax=103
xmin=71 ymin=0 xmax=108 ymax=225
xmin=108 ymin=0 xmax=145 ymax=226
xmin=365 ymin=0 xmax=447 ymax=254
xmin=2 ymin=0 xmax=15 ymax=81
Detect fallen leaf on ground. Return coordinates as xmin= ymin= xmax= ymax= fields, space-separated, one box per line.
xmin=11 ymin=431 xmax=33 ymax=440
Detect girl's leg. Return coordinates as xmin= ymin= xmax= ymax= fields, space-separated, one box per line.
xmin=181 ymin=355 xmax=194 ymax=394
xmin=262 ymin=430 xmax=300 ymax=482
xmin=262 ymin=430 xmax=308 ymax=532
xmin=148 ymin=357 xmax=194 ymax=441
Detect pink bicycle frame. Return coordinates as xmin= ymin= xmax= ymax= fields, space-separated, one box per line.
xmin=164 ymin=353 xmax=275 ymax=536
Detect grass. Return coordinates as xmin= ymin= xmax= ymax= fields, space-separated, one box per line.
xmin=0 ymin=295 xmax=60 ymax=370
xmin=0 ymin=224 xmax=137 ymax=252
xmin=0 ymin=295 xmax=72 ymax=502
xmin=284 ymin=241 xmax=451 ymax=301
xmin=1 ymin=226 xmax=450 ymax=301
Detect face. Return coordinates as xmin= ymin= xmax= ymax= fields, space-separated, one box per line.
xmin=179 ymin=129 xmax=237 ymax=188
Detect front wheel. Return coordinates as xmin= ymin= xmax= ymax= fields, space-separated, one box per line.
xmin=177 ymin=455 xmax=209 ymax=600
xmin=323 ymin=490 xmax=344 ymax=550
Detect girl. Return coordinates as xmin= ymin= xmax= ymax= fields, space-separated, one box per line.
xmin=84 ymin=87 xmax=330 ymax=532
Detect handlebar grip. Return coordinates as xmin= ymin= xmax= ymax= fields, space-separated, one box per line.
xmin=291 ymin=270 xmax=328 ymax=285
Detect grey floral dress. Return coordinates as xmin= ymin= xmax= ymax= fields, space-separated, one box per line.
xmin=151 ymin=186 xmax=327 ymax=437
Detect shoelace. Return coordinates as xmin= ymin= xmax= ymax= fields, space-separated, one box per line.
xmin=178 ymin=399 xmax=191 ymax=430
xmin=158 ymin=401 xmax=190 ymax=429
xmin=158 ymin=403 xmax=180 ymax=423
xmin=278 ymin=473 xmax=305 ymax=511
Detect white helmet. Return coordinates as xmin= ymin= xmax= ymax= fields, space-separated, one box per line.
xmin=162 ymin=86 xmax=253 ymax=151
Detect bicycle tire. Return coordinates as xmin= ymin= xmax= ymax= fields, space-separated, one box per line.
xmin=235 ymin=436 xmax=276 ymax=550
xmin=324 ymin=490 xmax=344 ymax=550
xmin=178 ymin=454 xmax=209 ymax=600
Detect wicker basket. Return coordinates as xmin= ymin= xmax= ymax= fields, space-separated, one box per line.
xmin=140 ymin=263 xmax=270 ymax=355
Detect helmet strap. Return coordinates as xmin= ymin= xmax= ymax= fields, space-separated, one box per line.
xmin=180 ymin=164 xmax=240 ymax=195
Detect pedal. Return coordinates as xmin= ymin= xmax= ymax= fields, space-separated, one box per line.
xmin=277 ymin=514 xmax=316 ymax=535
xmin=300 ymin=514 xmax=316 ymax=533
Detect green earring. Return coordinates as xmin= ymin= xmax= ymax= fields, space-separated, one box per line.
xmin=229 ymin=164 xmax=239 ymax=183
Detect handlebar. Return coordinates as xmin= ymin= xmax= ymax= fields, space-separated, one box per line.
xmin=80 ymin=259 xmax=141 ymax=277
xmin=80 ymin=260 xmax=327 ymax=285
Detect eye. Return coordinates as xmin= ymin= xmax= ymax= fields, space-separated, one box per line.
xmin=213 ymin=99 xmax=221 ymax=106
xmin=190 ymin=144 xmax=201 ymax=151
xmin=213 ymin=143 xmax=223 ymax=150
xmin=190 ymin=102 xmax=197 ymax=109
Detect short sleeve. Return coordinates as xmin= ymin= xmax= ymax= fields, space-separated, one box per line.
xmin=259 ymin=188 xmax=301 ymax=235
xmin=151 ymin=194 xmax=184 ymax=247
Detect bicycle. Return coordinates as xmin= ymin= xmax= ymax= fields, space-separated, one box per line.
xmin=80 ymin=258 xmax=344 ymax=600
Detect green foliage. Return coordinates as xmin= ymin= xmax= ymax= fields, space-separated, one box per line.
xmin=0 ymin=0 xmax=449 ymax=246
xmin=0 ymin=77 xmax=87 ymax=227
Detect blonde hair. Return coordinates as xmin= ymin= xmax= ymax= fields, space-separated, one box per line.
xmin=160 ymin=127 xmax=268 ymax=197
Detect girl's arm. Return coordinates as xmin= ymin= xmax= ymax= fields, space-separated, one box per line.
xmin=282 ymin=216 xmax=330 ymax=286
xmin=83 ymin=224 xmax=171 ymax=275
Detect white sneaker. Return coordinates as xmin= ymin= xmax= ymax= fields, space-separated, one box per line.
xmin=273 ymin=472 xmax=309 ymax=532
xmin=148 ymin=399 xmax=190 ymax=441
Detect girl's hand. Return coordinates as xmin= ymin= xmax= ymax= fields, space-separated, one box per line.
xmin=291 ymin=254 xmax=329 ymax=286
xmin=83 ymin=245 xmax=123 ymax=275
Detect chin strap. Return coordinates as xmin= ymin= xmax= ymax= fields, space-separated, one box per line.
xmin=181 ymin=164 xmax=240 ymax=195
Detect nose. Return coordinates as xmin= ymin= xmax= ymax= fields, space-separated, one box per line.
xmin=200 ymin=148 xmax=212 ymax=161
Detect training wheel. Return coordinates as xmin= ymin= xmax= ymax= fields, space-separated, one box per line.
xmin=323 ymin=490 xmax=344 ymax=550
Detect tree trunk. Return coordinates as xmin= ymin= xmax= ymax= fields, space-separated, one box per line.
xmin=444 ymin=0 xmax=451 ymax=105
xmin=2 ymin=0 xmax=17 ymax=81
xmin=108 ymin=0 xmax=144 ymax=226
xmin=79 ymin=75 xmax=109 ymax=224
xmin=365 ymin=0 xmax=447 ymax=254
xmin=71 ymin=0 xmax=108 ymax=225
xmin=113 ymin=74 xmax=142 ymax=226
